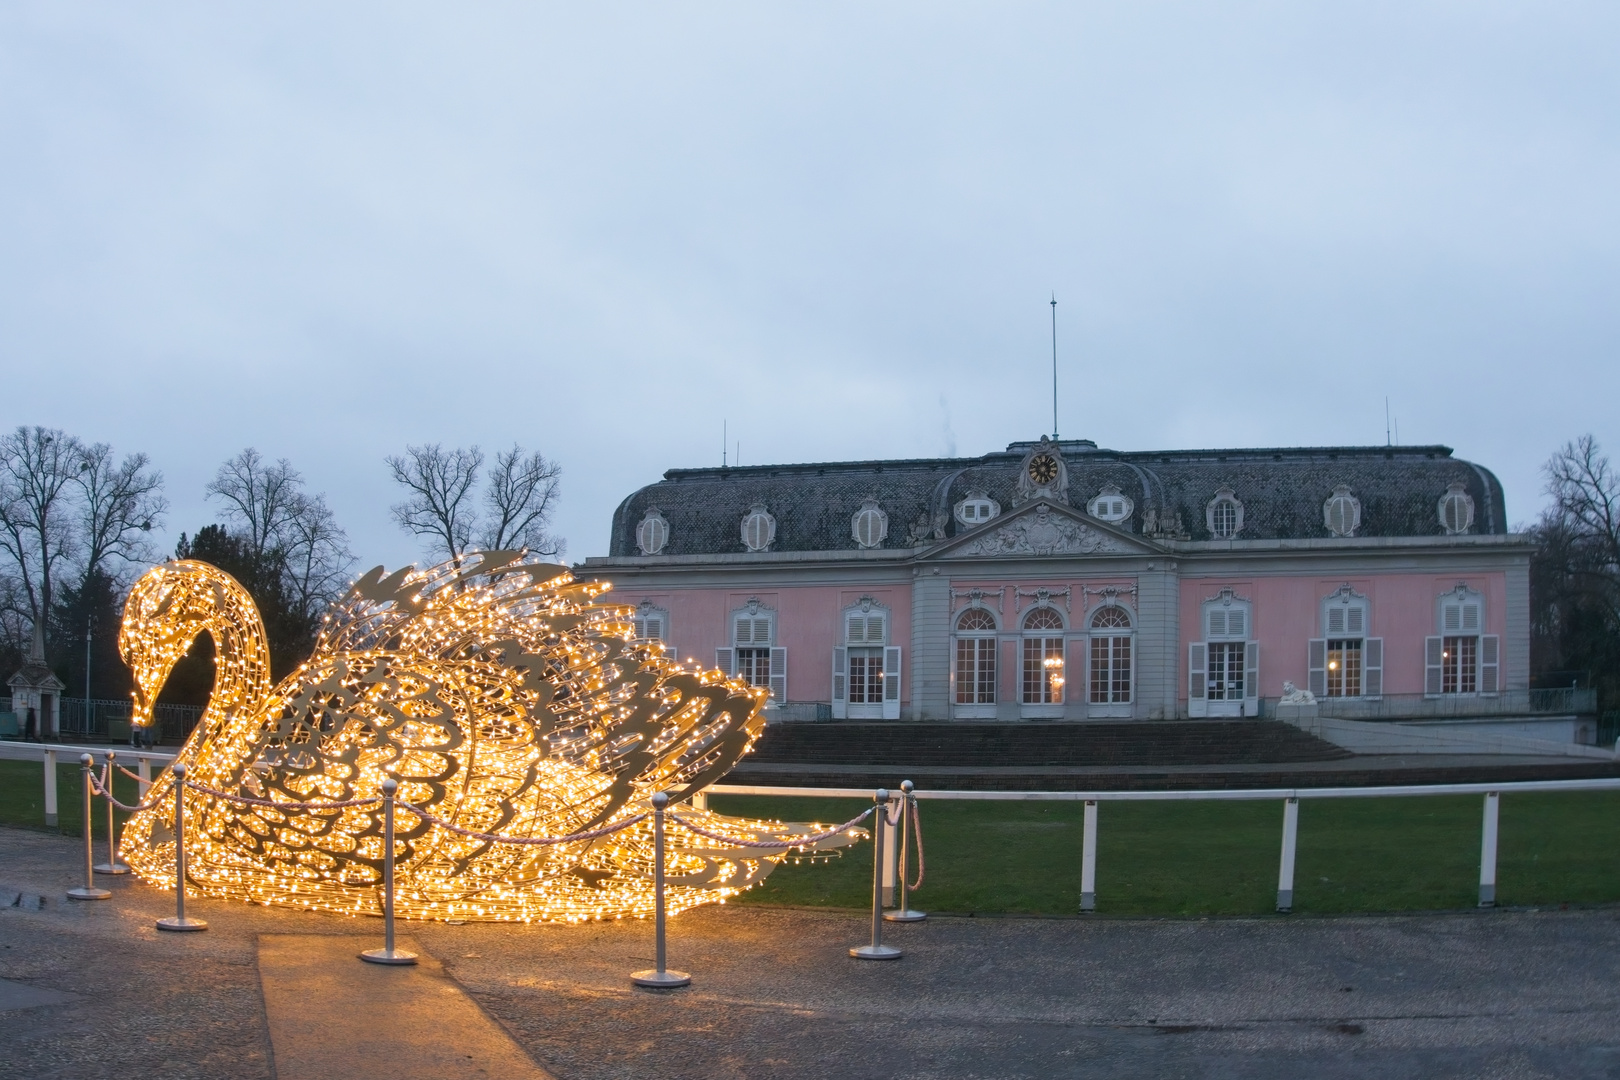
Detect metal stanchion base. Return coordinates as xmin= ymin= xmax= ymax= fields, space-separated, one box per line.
xmin=156 ymin=916 xmax=208 ymax=931
xmin=883 ymin=908 xmax=926 ymax=922
xmin=93 ymin=862 xmax=131 ymax=875
xmin=360 ymin=948 xmax=419 ymax=965
xmin=849 ymin=944 xmax=903 ymax=960
xmin=631 ymin=969 xmax=691 ymax=989
xmin=67 ymin=886 xmax=111 ymax=901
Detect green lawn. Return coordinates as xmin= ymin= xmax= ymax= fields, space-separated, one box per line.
xmin=0 ymin=758 xmax=146 ymax=837
xmin=710 ymin=791 xmax=1620 ymax=916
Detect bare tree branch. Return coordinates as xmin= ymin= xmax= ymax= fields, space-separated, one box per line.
xmin=74 ymin=443 xmax=167 ymax=583
xmin=280 ymin=492 xmax=355 ymax=627
xmin=479 ymin=445 xmax=564 ymax=557
xmin=387 ymin=444 xmax=484 ymax=560
xmin=206 ymin=449 xmax=308 ymax=563
xmin=0 ymin=426 xmax=83 ymax=641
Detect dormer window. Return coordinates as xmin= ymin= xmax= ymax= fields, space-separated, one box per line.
xmin=1439 ymin=482 xmax=1475 ymax=535
xmin=954 ymin=492 xmax=1001 ymax=527
xmin=851 ymin=499 xmax=889 ymax=549
xmin=635 ymin=508 xmax=670 ymax=555
xmin=1206 ymin=487 xmax=1244 ymax=539
xmin=740 ymin=505 xmax=776 ymax=552
xmin=1088 ymin=485 xmax=1134 ymax=524
xmin=1323 ymin=486 xmax=1361 ymax=538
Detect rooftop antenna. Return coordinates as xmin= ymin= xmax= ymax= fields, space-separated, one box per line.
xmin=1385 ymin=397 xmax=1391 ymax=447
xmin=723 ymin=420 xmax=727 ymax=468
xmin=1050 ymin=293 xmax=1059 ymax=440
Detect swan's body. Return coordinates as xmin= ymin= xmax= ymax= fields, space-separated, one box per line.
xmin=118 ymin=551 xmax=852 ymax=921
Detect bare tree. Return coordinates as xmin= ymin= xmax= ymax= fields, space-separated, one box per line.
xmin=0 ymin=427 xmax=83 ymax=641
xmin=1541 ymin=435 xmax=1620 ymax=625
xmin=479 ymin=445 xmax=564 ymax=557
xmin=206 ymin=449 xmax=310 ymax=563
xmin=387 ymin=444 xmax=485 ymax=560
xmin=280 ymin=492 xmax=355 ymax=628
xmin=74 ymin=443 xmax=168 ymax=584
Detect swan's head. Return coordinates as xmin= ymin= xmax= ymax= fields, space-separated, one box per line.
xmin=119 ymin=561 xmax=253 ymax=729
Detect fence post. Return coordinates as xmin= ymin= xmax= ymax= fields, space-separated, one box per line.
xmin=1080 ymin=799 xmax=1098 ymax=912
xmin=689 ymin=791 xmax=707 ymax=812
xmin=632 ymin=791 xmax=691 ymax=988
xmin=137 ymin=756 xmax=152 ymax=798
xmin=851 ymin=789 xmax=902 ymax=960
xmin=94 ymin=751 xmax=130 ymax=875
xmin=362 ymin=778 xmax=417 ymax=964
xmin=67 ymin=755 xmax=111 ymax=901
xmin=1479 ymin=791 xmax=1499 ymax=908
xmin=1276 ymin=797 xmax=1299 ymax=913
xmin=43 ymin=749 xmax=58 ymax=827
xmin=157 ymin=762 xmax=206 ymax=932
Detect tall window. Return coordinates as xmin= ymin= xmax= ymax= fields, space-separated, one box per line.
xmin=1190 ymin=589 xmax=1256 ymax=716
xmin=1310 ymin=589 xmax=1380 ymax=699
xmin=1206 ymin=641 xmax=1246 ymax=700
xmin=833 ymin=606 xmax=898 ymax=718
xmin=1021 ymin=607 xmax=1066 ymax=704
xmin=1326 ymin=640 xmax=1362 ymax=697
xmin=954 ymin=608 xmax=997 ymax=706
xmin=1088 ymin=606 xmax=1132 ymax=705
xmin=1426 ymin=586 xmax=1497 ymax=696
xmin=732 ymin=613 xmax=772 ymax=689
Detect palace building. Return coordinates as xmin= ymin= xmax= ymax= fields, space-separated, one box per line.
xmin=580 ymin=436 xmax=1528 ymax=722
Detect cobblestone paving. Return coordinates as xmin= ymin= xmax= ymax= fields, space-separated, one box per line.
xmin=3 ymin=826 xmax=1619 ymax=1079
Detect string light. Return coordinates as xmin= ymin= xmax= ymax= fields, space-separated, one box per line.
xmin=117 ymin=551 xmax=857 ymax=922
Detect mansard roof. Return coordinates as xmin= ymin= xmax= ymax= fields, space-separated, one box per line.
xmin=608 ymin=438 xmax=1508 ymax=557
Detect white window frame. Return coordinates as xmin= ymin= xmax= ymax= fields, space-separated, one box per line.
xmin=1087 ymin=485 xmax=1134 ymax=525
xmin=952 ymin=606 xmax=998 ymax=718
xmin=851 ymin=499 xmax=889 ymax=549
xmin=1425 ymin=585 xmax=1496 ymax=697
xmin=1019 ymin=605 xmax=1067 ymax=718
xmin=635 ymin=508 xmax=670 ymax=555
xmin=740 ymin=504 xmax=777 ymax=552
xmin=1308 ymin=587 xmax=1381 ymax=700
xmin=1189 ymin=588 xmax=1257 ymax=717
xmin=1438 ymin=482 xmax=1476 ymax=535
xmin=1323 ymin=486 xmax=1361 ymax=538
xmin=1206 ymin=487 xmax=1244 ymax=540
xmin=1086 ymin=603 xmax=1134 ymax=717
xmin=953 ymin=492 xmax=1001 ymax=528
xmin=632 ymin=603 xmax=675 ymax=660
xmin=832 ymin=600 xmax=899 ymax=719
xmin=717 ymin=604 xmax=786 ymax=703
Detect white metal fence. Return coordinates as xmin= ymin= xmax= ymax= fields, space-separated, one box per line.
xmin=5 ymin=741 xmax=1614 ymax=913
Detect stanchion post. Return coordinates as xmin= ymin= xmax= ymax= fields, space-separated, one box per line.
xmin=851 ymin=788 xmax=902 ymax=960
xmin=885 ymin=780 xmax=925 ymax=923
xmin=94 ymin=751 xmax=130 ymax=875
xmin=1080 ymin=799 xmax=1098 ymax=912
xmin=362 ymin=778 xmax=417 ymax=965
xmin=67 ymin=754 xmax=111 ymax=901
xmin=1479 ymin=791 xmax=1500 ymax=908
xmin=43 ymin=749 xmax=58 ymax=828
xmin=1276 ymin=796 xmax=1299 ymax=913
xmin=633 ymin=791 xmax=691 ymax=988
xmin=157 ymin=762 xmax=206 ymax=931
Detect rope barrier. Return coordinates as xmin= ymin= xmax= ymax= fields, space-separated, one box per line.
xmin=906 ymin=795 xmax=924 ymax=891
xmin=87 ymin=772 xmax=166 ymax=814
xmin=667 ymin=807 xmax=874 ymax=850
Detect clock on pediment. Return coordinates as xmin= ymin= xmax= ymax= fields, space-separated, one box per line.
xmin=1014 ymin=435 xmax=1070 ymax=506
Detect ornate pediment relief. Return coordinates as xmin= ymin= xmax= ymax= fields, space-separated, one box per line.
xmin=954 ymin=502 xmax=1141 ymax=558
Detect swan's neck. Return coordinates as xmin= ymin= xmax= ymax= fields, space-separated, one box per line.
xmin=198 ymin=603 xmax=273 ymax=716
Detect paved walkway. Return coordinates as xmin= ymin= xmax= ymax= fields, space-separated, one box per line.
xmin=3 ymin=826 xmax=1619 ymax=1078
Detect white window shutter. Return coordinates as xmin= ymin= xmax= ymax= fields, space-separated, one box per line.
xmin=1347 ymin=607 xmax=1364 ymax=635
xmin=1188 ymin=643 xmax=1207 ymax=718
xmin=1243 ymin=641 xmax=1259 ymax=714
xmin=1208 ymin=611 xmax=1226 ymax=637
xmin=831 ymin=646 xmax=847 ymax=719
xmin=663 ymin=645 xmax=678 ymax=662
xmin=1230 ymin=610 xmax=1246 ymax=639
xmin=1425 ymin=636 xmax=1443 ymax=696
xmin=769 ymin=647 xmax=788 ymax=702
xmin=1480 ymin=635 xmax=1500 ymax=694
xmin=869 ymin=615 xmax=886 ymax=643
xmin=1363 ymin=638 xmax=1383 ymax=698
xmin=1307 ymin=639 xmax=1327 ymax=699
xmin=1327 ymin=608 xmax=1344 ymax=635
xmin=882 ymin=646 xmax=902 ymax=719
xmin=1443 ymin=604 xmax=1461 ymax=633
xmin=1462 ymin=604 xmax=1480 ymax=632
xmin=715 ymin=647 xmax=734 ymax=676
xmin=846 ymin=614 xmax=863 ymax=644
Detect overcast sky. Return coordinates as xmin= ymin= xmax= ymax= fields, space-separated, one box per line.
xmin=3 ymin=3 xmax=1615 ymax=572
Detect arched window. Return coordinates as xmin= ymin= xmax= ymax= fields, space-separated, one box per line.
xmin=1323 ymin=486 xmax=1360 ymax=537
xmin=954 ymin=491 xmax=1001 ymax=527
xmin=1087 ymin=485 xmax=1134 ymax=524
xmin=1021 ymin=607 xmax=1065 ymax=705
xmin=1438 ymin=482 xmax=1475 ymax=535
xmin=1206 ymin=487 xmax=1244 ymax=539
xmin=635 ymin=508 xmax=670 ymax=555
xmin=851 ymin=500 xmax=888 ymax=549
xmin=740 ymin=505 xmax=776 ymax=552
xmin=954 ymin=608 xmax=997 ymax=708
xmin=1089 ymin=605 xmax=1133 ymax=708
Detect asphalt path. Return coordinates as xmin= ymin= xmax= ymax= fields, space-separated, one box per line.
xmin=2 ymin=826 xmax=1617 ymax=1079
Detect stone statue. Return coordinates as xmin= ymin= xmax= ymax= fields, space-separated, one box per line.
xmin=1279 ymin=680 xmax=1316 ymax=705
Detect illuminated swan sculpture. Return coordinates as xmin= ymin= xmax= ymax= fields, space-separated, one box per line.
xmin=117 ymin=551 xmax=853 ymax=922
